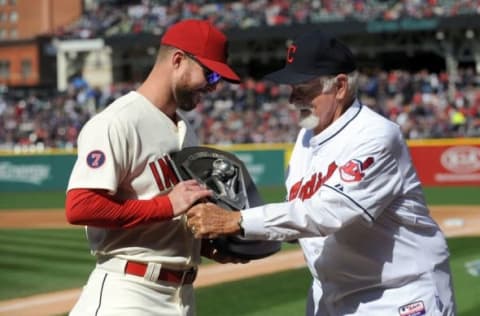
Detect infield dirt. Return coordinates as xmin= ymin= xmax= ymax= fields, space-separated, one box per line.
xmin=0 ymin=205 xmax=479 ymax=316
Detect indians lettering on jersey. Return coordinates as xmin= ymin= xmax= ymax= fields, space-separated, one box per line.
xmin=288 ymin=157 xmax=374 ymax=201
xmin=149 ymin=155 xmax=179 ymax=191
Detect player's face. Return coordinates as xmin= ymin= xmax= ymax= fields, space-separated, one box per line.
xmin=174 ymin=53 xmax=221 ymax=112
xmin=289 ymin=77 xmax=342 ymax=134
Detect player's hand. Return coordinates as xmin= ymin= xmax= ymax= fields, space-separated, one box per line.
xmin=168 ymin=180 xmax=213 ymax=216
xmin=186 ymin=202 xmax=241 ymax=239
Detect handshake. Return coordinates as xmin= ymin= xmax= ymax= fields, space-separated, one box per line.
xmin=169 ymin=146 xmax=281 ymax=260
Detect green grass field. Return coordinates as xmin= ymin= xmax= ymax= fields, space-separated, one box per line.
xmin=0 ymin=186 xmax=477 ymax=210
xmin=0 ymin=186 xmax=479 ymax=315
xmin=0 ymin=228 xmax=95 ymax=299
xmin=196 ymin=237 xmax=480 ymax=316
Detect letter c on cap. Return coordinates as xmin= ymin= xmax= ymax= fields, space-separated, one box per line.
xmin=287 ymin=44 xmax=297 ymax=63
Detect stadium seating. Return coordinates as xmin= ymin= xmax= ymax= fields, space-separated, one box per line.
xmin=0 ymin=69 xmax=479 ymax=151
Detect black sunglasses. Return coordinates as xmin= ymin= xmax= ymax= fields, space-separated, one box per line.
xmin=185 ymin=53 xmax=222 ymax=86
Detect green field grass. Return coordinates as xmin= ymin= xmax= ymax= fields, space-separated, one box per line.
xmin=0 ymin=187 xmax=285 ymax=210
xmin=0 ymin=185 xmax=478 ymax=210
xmin=0 ymin=191 xmax=67 ymax=209
xmin=0 ymin=228 xmax=95 ymax=300
xmin=423 ymin=186 xmax=480 ymax=205
xmin=1 ymin=229 xmax=479 ymax=315
xmin=197 ymin=235 xmax=480 ymax=316
xmin=447 ymin=237 xmax=480 ymax=316
xmin=196 ymin=266 xmax=311 ymax=316
xmin=0 ymin=186 xmax=479 ymax=315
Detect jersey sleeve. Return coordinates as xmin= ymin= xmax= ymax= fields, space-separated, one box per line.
xmin=65 ymin=189 xmax=173 ymax=228
xmin=323 ymin=131 xmax=405 ymax=221
xmin=240 ymin=128 xmax=405 ymax=241
xmin=67 ymin=117 xmax=130 ymax=194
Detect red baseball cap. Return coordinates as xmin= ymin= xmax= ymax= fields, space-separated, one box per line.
xmin=161 ymin=19 xmax=240 ymax=83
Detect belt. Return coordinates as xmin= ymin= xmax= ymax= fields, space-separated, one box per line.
xmin=124 ymin=261 xmax=197 ymax=284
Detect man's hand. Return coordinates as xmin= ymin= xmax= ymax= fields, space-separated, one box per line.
xmin=186 ymin=202 xmax=242 ymax=239
xmin=168 ymin=180 xmax=212 ymax=216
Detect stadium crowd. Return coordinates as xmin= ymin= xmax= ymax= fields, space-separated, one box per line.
xmin=56 ymin=0 xmax=480 ymax=39
xmin=2 ymin=0 xmax=470 ymax=152
xmin=0 ymin=68 xmax=479 ymax=151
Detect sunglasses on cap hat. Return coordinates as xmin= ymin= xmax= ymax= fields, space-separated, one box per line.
xmin=185 ymin=52 xmax=222 ymax=86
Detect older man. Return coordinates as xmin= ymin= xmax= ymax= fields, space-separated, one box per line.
xmin=187 ymin=30 xmax=456 ymax=316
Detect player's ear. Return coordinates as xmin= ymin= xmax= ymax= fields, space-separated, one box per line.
xmin=171 ymin=50 xmax=186 ymax=70
xmin=335 ymin=74 xmax=348 ymax=100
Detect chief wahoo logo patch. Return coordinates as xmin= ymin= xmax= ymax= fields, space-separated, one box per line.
xmin=339 ymin=157 xmax=374 ymax=182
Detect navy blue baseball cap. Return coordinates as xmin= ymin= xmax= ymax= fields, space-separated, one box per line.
xmin=264 ymin=30 xmax=356 ymax=84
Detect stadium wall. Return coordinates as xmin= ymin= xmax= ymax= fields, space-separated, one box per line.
xmin=0 ymin=139 xmax=479 ymax=192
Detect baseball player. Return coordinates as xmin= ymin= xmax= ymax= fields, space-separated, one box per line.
xmin=186 ymin=30 xmax=457 ymax=316
xmin=65 ymin=19 xmax=242 ymax=316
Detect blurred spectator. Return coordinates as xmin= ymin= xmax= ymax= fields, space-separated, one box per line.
xmin=1 ymin=68 xmax=480 ymax=152
xmin=54 ymin=0 xmax=480 ymax=39
xmin=15 ymin=0 xmax=473 ymax=151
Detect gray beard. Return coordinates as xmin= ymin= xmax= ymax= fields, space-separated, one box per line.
xmin=299 ymin=114 xmax=320 ymax=130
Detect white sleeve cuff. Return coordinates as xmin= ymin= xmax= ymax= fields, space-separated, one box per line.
xmin=240 ymin=206 xmax=269 ymax=240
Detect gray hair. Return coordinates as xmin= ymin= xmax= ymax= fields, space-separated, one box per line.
xmin=321 ymin=71 xmax=359 ymax=101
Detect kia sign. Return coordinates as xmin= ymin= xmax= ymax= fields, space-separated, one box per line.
xmin=440 ymin=146 xmax=480 ymax=173
xmin=409 ymin=143 xmax=480 ymax=186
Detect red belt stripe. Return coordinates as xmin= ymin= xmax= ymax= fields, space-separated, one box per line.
xmin=124 ymin=261 xmax=197 ymax=284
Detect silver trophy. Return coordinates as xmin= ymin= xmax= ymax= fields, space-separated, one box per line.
xmin=169 ymin=147 xmax=281 ymax=260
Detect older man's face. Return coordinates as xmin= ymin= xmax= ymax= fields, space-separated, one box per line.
xmin=289 ymin=77 xmax=340 ymax=134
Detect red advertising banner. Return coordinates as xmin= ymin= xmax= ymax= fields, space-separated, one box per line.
xmin=408 ymin=138 xmax=480 ymax=186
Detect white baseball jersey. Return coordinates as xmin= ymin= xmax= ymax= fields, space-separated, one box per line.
xmin=241 ymin=100 xmax=456 ymax=315
xmin=67 ymin=91 xmax=200 ymax=267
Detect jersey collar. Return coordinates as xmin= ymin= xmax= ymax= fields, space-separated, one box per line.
xmin=309 ymin=99 xmax=362 ymax=148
